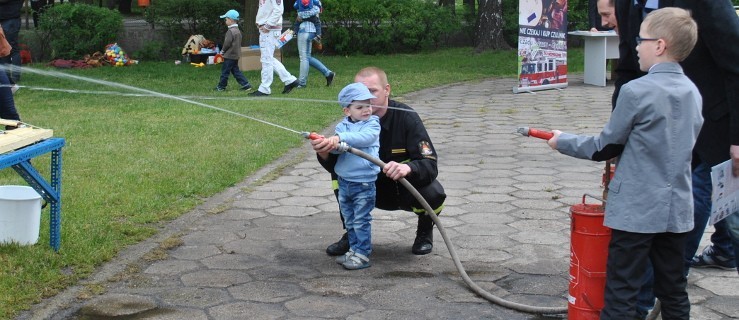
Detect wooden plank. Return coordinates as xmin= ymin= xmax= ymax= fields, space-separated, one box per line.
xmin=0 ymin=128 xmax=54 ymax=154
xmin=0 ymin=119 xmax=21 ymax=127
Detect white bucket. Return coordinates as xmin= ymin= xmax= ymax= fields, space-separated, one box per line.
xmin=0 ymin=186 xmax=42 ymax=245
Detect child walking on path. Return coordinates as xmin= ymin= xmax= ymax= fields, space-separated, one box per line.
xmin=215 ymin=10 xmax=252 ymax=92
xmin=320 ymin=83 xmax=380 ymax=270
xmin=547 ymin=8 xmax=702 ymax=319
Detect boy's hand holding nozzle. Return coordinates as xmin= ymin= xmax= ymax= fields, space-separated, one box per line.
xmin=515 ymin=126 xmax=561 ymax=149
xmin=305 ymin=132 xmax=346 ymax=153
xmin=546 ymin=130 xmax=562 ymax=150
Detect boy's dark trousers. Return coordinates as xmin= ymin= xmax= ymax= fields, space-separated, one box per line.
xmin=218 ymin=58 xmax=250 ymax=89
xmin=601 ymin=229 xmax=690 ymax=320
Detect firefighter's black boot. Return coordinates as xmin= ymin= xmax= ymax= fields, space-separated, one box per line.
xmin=412 ymin=214 xmax=434 ymax=255
xmin=326 ymin=232 xmax=349 ymax=256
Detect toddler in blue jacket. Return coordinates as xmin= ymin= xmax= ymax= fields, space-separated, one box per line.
xmin=320 ymin=83 xmax=380 ymax=270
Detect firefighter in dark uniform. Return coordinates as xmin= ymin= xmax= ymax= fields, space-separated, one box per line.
xmin=312 ymin=66 xmax=446 ymax=256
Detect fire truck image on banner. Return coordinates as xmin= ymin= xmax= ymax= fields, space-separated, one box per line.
xmin=514 ymin=0 xmax=569 ymax=93
xmin=519 ymin=49 xmax=567 ymax=87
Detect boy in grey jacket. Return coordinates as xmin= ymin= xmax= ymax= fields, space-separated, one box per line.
xmin=320 ymin=83 xmax=380 ymax=270
xmin=215 ymin=10 xmax=252 ymax=92
xmin=547 ymin=8 xmax=702 ymax=319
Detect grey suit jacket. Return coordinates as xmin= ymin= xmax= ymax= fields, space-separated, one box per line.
xmin=558 ymin=63 xmax=703 ymax=233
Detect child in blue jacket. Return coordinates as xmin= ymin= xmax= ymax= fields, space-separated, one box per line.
xmin=320 ymin=83 xmax=380 ymax=270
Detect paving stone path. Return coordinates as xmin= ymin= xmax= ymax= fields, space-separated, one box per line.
xmin=19 ymin=76 xmax=738 ymax=320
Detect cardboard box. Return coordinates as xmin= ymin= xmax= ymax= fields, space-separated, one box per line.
xmin=239 ymin=47 xmax=282 ymax=71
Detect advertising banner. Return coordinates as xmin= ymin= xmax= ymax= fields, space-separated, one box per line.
xmin=513 ymin=0 xmax=569 ymax=93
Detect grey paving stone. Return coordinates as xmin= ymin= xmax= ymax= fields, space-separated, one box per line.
xmin=229 ymin=281 xmax=305 ymax=303
xmin=207 ymin=301 xmax=286 ymax=320
xmin=155 ymin=287 xmax=231 ymax=308
xmin=76 ymin=294 xmax=158 ymax=318
xmin=144 ymin=260 xmax=201 ymax=275
xmin=180 ymin=269 xmax=251 ymax=288
xmin=168 ymin=245 xmax=221 ymax=260
xmin=266 ymin=205 xmax=321 ymax=217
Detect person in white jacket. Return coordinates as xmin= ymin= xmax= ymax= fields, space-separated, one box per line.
xmin=249 ymin=0 xmax=300 ymax=96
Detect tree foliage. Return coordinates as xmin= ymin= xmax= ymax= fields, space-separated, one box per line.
xmin=321 ymin=0 xmax=460 ymax=54
xmin=144 ymin=0 xmax=242 ymax=46
xmin=38 ymin=3 xmax=123 ymax=59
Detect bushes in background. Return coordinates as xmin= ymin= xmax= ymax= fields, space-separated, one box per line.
xmin=320 ymin=0 xmax=459 ymax=55
xmin=144 ymin=0 xmax=242 ymax=58
xmin=27 ymin=0 xmax=604 ymax=61
xmin=38 ymin=3 xmax=123 ymax=59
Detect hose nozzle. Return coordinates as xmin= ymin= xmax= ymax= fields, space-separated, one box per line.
xmin=302 ymin=132 xmax=324 ymax=140
xmin=517 ymin=127 xmax=554 ymax=140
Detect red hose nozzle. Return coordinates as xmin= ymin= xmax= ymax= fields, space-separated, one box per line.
xmin=517 ymin=127 xmax=554 ymax=140
xmin=302 ymin=132 xmax=325 ymax=140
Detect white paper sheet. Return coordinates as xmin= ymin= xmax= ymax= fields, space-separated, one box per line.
xmin=710 ymin=160 xmax=739 ymax=225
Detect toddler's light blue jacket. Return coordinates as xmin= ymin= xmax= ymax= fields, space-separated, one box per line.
xmin=334 ymin=115 xmax=381 ymax=182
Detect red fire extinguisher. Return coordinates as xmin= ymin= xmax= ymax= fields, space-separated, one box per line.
xmin=519 ymin=127 xmax=614 ymax=319
xmin=568 ymin=192 xmax=610 ymax=320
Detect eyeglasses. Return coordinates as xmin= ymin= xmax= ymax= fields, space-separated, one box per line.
xmin=635 ymin=36 xmax=659 ymax=45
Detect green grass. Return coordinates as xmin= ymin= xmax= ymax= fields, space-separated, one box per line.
xmin=0 ymin=47 xmax=584 ymax=318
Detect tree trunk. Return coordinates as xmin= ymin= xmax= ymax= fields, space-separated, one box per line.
xmin=474 ymin=0 xmax=509 ymax=51
xmin=463 ymin=0 xmax=475 ymax=17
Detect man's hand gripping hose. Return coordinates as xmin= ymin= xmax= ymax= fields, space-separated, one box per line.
xmin=304 ymin=132 xmax=568 ymax=315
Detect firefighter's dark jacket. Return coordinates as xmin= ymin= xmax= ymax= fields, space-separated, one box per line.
xmin=318 ymin=100 xmax=446 ymax=214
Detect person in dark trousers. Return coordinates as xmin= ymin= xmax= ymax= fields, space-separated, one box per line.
xmin=311 ymin=67 xmax=446 ymax=257
xmin=0 ymin=0 xmax=23 ymax=84
xmin=613 ymin=0 xmax=739 ymax=275
xmin=594 ymin=0 xmax=656 ymax=316
xmin=214 ymin=9 xmax=252 ymax=92
xmin=548 ymin=9 xmax=702 ymax=318
xmin=0 ymin=70 xmax=21 ymax=129
xmin=608 ymin=0 xmax=739 ymax=317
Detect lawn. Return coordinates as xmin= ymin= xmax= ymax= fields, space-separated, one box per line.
xmin=0 ymin=47 xmax=585 ymax=318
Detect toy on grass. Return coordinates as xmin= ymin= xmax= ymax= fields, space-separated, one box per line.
xmin=104 ymin=43 xmax=134 ymax=67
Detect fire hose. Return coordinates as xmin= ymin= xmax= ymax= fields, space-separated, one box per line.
xmin=304 ymin=132 xmax=568 ymax=315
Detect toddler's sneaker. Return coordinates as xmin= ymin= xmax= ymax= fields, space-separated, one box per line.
xmin=691 ymin=245 xmax=737 ymax=270
xmin=335 ymin=250 xmax=354 ymax=264
xmin=240 ymin=84 xmax=252 ymax=91
xmin=342 ymin=253 xmax=370 ymax=270
xmin=214 ymin=86 xmax=226 ymax=92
